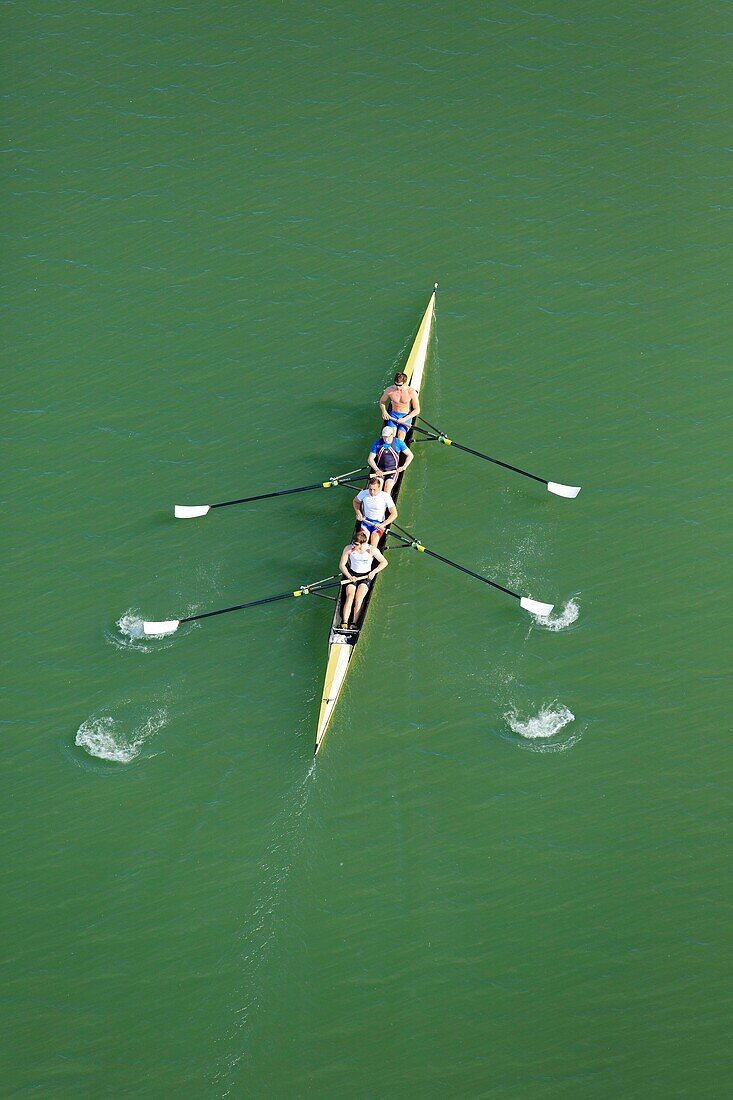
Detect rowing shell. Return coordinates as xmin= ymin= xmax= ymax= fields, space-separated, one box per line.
xmin=314 ymin=285 xmax=437 ymax=755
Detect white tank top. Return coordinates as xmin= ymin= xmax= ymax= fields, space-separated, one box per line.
xmin=357 ymin=489 xmax=394 ymax=522
xmin=348 ymin=544 xmax=373 ymax=572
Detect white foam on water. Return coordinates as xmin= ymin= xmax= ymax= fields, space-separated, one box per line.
xmin=504 ymin=533 xmax=536 ymax=592
xmin=75 ymin=709 xmax=168 ymax=763
xmin=506 ymin=703 xmax=575 ymax=740
xmin=504 ymin=703 xmax=581 ymax=753
xmin=531 ymin=597 xmax=580 ymax=632
xmin=106 ymin=608 xmax=178 ymax=653
xmin=76 ymin=716 xmax=141 ymax=763
xmin=118 ymin=611 xmax=145 ymax=640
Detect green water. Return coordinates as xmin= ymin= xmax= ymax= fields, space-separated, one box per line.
xmin=3 ymin=2 xmax=730 ymax=1096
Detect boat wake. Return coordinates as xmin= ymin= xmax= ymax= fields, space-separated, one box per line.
xmin=504 ymin=703 xmax=580 ymax=752
xmin=212 ymin=764 xmax=318 ymax=1094
xmin=75 ymin=707 xmax=168 ymax=763
xmin=530 ymin=597 xmax=580 ymax=632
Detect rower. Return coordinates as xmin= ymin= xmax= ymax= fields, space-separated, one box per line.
xmin=367 ymin=424 xmax=413 ymax=494
xmin=379 ymin=371 xmax=421 ymax=439
xmin=338 ymin=529 xmax=388 ymax=629
xmin=353 ymin=475 xmax=398 ymax=546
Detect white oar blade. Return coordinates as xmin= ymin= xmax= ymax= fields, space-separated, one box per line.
xmin=174 ymin=504 xmax=210 ymax=519
xmin=520 ymin=597 xmax=554 ymax=618
xmin=143 ymin=619 xmax=180 ymax=636
xmin=547 ymin=482 xmax=581 ymax=499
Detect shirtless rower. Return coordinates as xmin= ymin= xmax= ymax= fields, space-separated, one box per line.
xmin=338 ymin=529 xmax=388 ymax=628
xmin=379 ymin=371 xmax=421 ymax=439
xmin=367 ymin=424 xmax=413 ymax=494
xmin=353 ymin=476 xmax=398 ymax=547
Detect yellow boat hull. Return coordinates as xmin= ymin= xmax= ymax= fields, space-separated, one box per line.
xmin=313 ymin=286 xmax=437 ymax=755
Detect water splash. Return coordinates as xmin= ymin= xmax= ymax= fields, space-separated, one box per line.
xmin=105 ymin=608 xmax=178 ymax=653
xmin=504 ymin=532 xmax=538 ymax=591
xmin=506 ymin=703 xmax=574 ymax=739
xmin=504 ymin=703 xmax=580 ymax=752
xmin=118 ymin=611 xmax=145 ymax=640
xmin=75 ymin=708 xmax=168 ymax=763
xmin=531 ymin=597 xmax=580 ymax=632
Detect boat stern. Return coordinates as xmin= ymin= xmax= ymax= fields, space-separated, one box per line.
xmin=314 ymin=639 xmax=353 ymax=754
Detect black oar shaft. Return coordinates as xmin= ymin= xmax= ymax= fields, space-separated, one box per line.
xmin=211 ymin=482 xmax=324 ymax=509
xmin=416 ymin=416 xmax=548 ymax=487
xmin=210 ymin=466 xmax=370 ymax=511
xmin=181 ymin=591 xmax=295 ymax=623
xmin=179 ymin=579 xmax=342 ymax=625
xmin=389 ymin=523 xmax=521 ymax=601
xmin=449 ymin=441 xmax=547 ymax=487
xmin=417 ymin=545 xmax=521 ymax=601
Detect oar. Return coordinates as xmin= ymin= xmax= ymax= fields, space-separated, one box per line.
xmin=388 ymin=525 xmax=554 ymax=617
xmin=414 ymin=417 xmax=580 ymax=499
xmin=174 ymin=466 xmax=370 ymax=519
xmin=143 ymin=575 xmax=345 ymax=636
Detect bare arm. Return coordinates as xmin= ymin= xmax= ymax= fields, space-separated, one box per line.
xmin=383 ymin=502 xmax=398 ymax=527
xmin=400 ymin=444 xmax=414 ymax=471
xmin=339 ymin=545 xmax=354 ymax=580
xmin=368 ymin=546 xmax=388 ymax=577
xmin=378 ymin=387 xmax=391 ymax=422
xmin=353 ymin=494 xmax=364 ymax=520
xmin=408 ymin=386 xmax=420 ymax=421
xmin=367 ymin=450 xmax=381 ymax=475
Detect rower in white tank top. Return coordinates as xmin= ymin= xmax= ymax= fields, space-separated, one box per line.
xmin=348 ymin=543 xmax=375 ymax=573
xmin=338 ymin=529 xmax=388 ymax=629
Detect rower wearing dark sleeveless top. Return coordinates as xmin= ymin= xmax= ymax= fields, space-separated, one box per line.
xmin=338 ymin=529 xmax=388 ymax=629
xmin=367 ymin=424 xmax=413 ymax=494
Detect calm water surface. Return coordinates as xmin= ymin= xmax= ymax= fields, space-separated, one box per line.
xmin=2 ymin=2 xmax=730 ymax=1096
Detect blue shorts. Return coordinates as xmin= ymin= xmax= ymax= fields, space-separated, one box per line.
xmin=388 ymin=410 xmax=413 ymax=434
xmin=360 ymin=518 xmax=385 ymax=535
